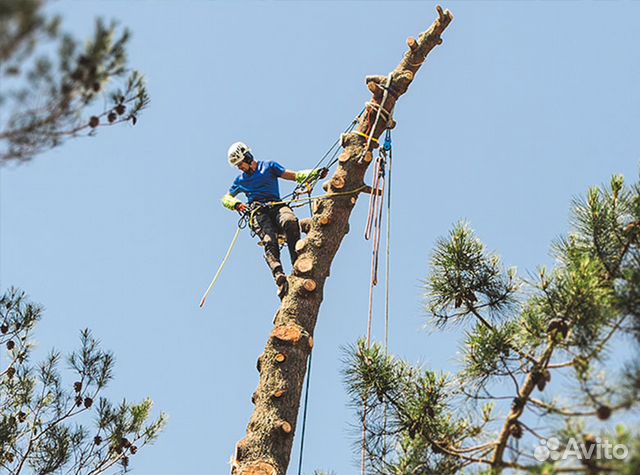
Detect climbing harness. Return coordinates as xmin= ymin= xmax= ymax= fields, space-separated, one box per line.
xmin=199 ymin=110 xmax=365 ymax=308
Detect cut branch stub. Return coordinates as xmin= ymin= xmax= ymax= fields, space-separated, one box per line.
xmin=273 ymin=388 xmax=287 ymax=398
xmin=407 ymin=36 xmax=418 ymax=50
xmin=274 ymin=353 xmax=286 ymax=363
xmin=294 ymin=257 xmax=314 ymax=274
xmin=318 ymin=215 xmax=331 ymax=226
xmin=279 ymin=421 xmax=293 ymax=434
xmin=238 ymin=461 xmax=277 ymax=475
xmin=302 ymin=279 xmax=317 ymax=292
xmin=271 ymin=324 xmax=303 ymax=345
xmin=308 ymin=336 xmax=314 ymax=349
xmin=331 ymin=176 xmax=345 ymax=190
xmin=295 ymin=239 xmax=307 ymax=253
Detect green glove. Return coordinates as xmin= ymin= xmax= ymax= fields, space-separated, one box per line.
xmin=295 ymin=167 xmax=327 ymax=184
xmin=221 ymin=193 xmax=241 ymax=211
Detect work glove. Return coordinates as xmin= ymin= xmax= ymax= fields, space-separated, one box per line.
xmin=221 ymin=193 xmax=242 ymax=211
xmin=295 ymin=167 xmax=329 ymax=184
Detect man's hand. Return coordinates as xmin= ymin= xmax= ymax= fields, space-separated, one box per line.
xmin=235 ymin=202 xmax=248 ymax=214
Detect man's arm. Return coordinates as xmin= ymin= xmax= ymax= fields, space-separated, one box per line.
xmin=280 ymin=170 xmax=297 ymax=181
xmin=221 ymin=186 xmax=247 ymax=213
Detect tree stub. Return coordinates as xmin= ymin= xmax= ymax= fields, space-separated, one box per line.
xmin=363 ymin=151 xmax=373 ymax=163
xmin=302 ymin=279 xmax=317 ymax=292
xmin=273 ymin=389 xmax=287 ymax=398
xmin=295 ymin=239 xmax=307 ymax=253
xmin=271 ymin=325 xmax=303 ymax=344
xmin=294 ymin=257 xmax=314 ymax=274
xmin=238 ymin=461 xmax=277 ymax=475
xmin=308 ymin=336 xmax=314 ymax=349
xmin=331 ymin=176 xmax=345 ymax=189
xmin=338 ymin=152 xmax=350 ymax=163
xmin=280 ymin=421 xmax=293 ymax=434
xmin=407 ymin=36 xmax=418 ymax=49
xmin=274 ymin=353 xmax=286 ymax=363
xmin=318 ymin=215 xmax=331 ymax=226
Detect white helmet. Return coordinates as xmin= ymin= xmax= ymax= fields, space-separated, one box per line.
xmin=227 ymin=142 xmax=251 ymax=167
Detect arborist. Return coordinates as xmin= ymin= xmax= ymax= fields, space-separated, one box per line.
xmin=221 ymin=142 xmax=327 ymax=298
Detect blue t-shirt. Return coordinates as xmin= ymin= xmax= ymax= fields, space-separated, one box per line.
xmin=228 ymin=160 xmax=286 ymax=204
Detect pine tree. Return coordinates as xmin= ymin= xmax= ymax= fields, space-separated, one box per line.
xmin=231 ymin=7 xmax=453 ymax=474
xmin=0 ymin=288 xmax=166 ymax=474
xmin=0 ymin=0 xmax=148 ymax=163
xmin=345 ymin=174 xmax=640 ymax=474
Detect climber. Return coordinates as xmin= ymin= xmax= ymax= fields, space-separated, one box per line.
xmin=221 ymin=142 xmax=327 ymax=299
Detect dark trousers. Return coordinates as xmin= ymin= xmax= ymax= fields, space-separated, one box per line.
xmin=250 ymin=204 xmax=300 ymax=280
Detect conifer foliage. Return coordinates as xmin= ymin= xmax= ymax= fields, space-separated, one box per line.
xmin=346 ymin=174 xmax=640 ymax=474
xmin=0 ymin=289 xmax=166 ymax=474
xmin=0 ymin=0 xmax=148 ymax=163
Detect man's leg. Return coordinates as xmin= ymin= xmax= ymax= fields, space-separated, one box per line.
xmin=277 ymin=205 xmax=301 ymax=266
xmin=251 ymin=210 xmax=286 ymax=285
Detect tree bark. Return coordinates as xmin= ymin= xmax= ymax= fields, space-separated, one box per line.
xmin=231 ymin=7 xmax=454 ymax=474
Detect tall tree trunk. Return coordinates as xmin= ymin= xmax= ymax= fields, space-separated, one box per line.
xmin=231 ymin=7 xmax=453 ymax=474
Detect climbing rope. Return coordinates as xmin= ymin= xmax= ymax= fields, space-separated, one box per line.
xmin=199 ymin=226 xmax=241 ymax=308
xmin=297 ymin=351 xmax=312 ymax=475
xmin=282 ymin=108 xmax=365 ymax=204
xmin=296 ymin=183 xmax=315 ymax=475
xmin=382 ymin=131 xmax=393 ymax=462
xmin=361 ymin=117 xmax=395 ymax=475
xmin=359 ymin=75 xmax=396 ymax=475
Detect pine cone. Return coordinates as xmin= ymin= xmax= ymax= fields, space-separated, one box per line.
xmin=597 ymin=405 xmax=611 ymax=420
xmin=74 ymin=381 xmax=82 ymax=393
xmin=94 ymin=435 xmax=103 ymax=445
xmin=0 ymin=323 xmax=8 ymax=334
xmin=6 ymin=340 xmax=15 ymax=350
xmin=89 ymin=116 xmax=100 ymax=128
xmin=83 ymin=397 xmax=93 ymax=409
xmin=116 ymin=104 xmax=126 ymax=115
xmin=509 ymin=421 xmax=523 ymax=439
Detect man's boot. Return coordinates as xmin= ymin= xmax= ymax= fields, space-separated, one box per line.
xmin=273 ymin=267 xmax=288 ymax=299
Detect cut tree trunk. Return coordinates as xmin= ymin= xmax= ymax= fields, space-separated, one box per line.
xmin=231 ymin=7 xmax=453 ymax=475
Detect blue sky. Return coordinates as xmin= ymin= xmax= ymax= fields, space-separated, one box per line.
xmin=1 ymin=1 xmax=639 ymax=474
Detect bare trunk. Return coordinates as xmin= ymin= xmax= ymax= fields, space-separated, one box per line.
xmin=231 ymin=7 xmax=454 ymax=474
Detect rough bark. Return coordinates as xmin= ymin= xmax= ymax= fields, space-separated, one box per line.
xmin=231 ymin=7 xmax=453 ymax=475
